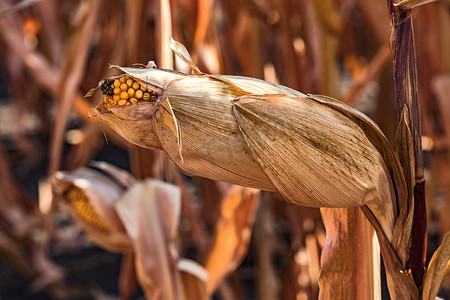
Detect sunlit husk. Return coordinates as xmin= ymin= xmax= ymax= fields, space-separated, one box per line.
xmin=232 ymin=94 xmax=396 ymax=237
xmin=52 ymin=162 xmax=134 ymax=252
xmin=155 ymin=75 xmax=275 ymax=190
xmin=96 ymin=101 xmax=162 ymax=150
xmin=94 ymin=41 xmax=408 ymax=241
xmin=115 ymin=180 xmax=183 ymax=300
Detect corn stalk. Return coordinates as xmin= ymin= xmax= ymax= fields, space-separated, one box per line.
xmin=386 ymin=0 xmax=427 ymax=287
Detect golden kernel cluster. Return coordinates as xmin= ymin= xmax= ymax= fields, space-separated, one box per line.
xmin=100 ymin=75 xmax=158 ymax=108
xmin=66 ymin=187 xmax=110 ymax=232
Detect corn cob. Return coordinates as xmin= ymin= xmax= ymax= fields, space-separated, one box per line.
xmin=52 ymin=163 xmax=136 ymax=252
xmin=100 ymin=75 xmax=159 ymax=108
xmin=66 ymin=186 xmax=110 ymax=232
xmin=92 ymin=39 xmax=409 ymax=243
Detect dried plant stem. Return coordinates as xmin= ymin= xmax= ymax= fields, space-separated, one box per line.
xmin=49 ymin=0 xmax=102 ymax=175
xmin=319 ymin=207 xmax=380 ymax=300
xmin=386 ymin=0 xmax=426 ymax=286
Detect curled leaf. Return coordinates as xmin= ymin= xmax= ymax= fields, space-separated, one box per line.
xmin=204 ymin=186 xmax=260 ymax=294
xmin=170 ymin=38 xmax=203 ymax=74
xmin=115 ymin=180 xmax=182 ymax=300
xmin=422 ymin=231 xmax=450 ymax=300
xmin=233 ymin=94 xmax=396 ymax=238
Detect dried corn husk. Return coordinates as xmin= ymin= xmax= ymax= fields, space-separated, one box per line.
xmin=52 ymin=161 xmax=135 ymax=252
xmin=94 ymin=39 xmax=407 ymax=241
xmin=53 ymin=162 xmax=208 ymax=300
xmin=115 ymin=180 xmax=183 ymax=300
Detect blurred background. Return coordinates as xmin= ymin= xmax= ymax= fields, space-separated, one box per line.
xmin=0 ymin=0 xmax=449 ymax=299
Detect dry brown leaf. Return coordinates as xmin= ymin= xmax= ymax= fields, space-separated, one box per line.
xmin=170 ymin=38 xmax=202 ymax=74
xmin=178 ymin=259 xmax=208 ymax=300
xmin=233 ymin=94 xmax=396 ymax=238
xmin=422 ymin=231 xmax=450 ymax=300
xmin=361 ymin=206 xmax=419 ymax=300
xmin=115 ymin=180 xmax=182 ymax=300
xmin=151 ymin=75 xmax=274 ymax=191
xmin=392 ymin=106 xmax=415 ymax=266
xmin=204 ymin=185 xmax=260 ymax=294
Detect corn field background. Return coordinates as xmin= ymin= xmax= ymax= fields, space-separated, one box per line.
xmin=0 ymin=0 xmax=449 ymax=299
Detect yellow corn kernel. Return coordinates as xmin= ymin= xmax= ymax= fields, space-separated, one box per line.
xmin=120 ymin=83 xmax=128 ymax=91
xmin=132 ymin=82 xmax=140 ymax=90
xmin=118 ymin=99 xmax=127 ymax=106
xmin=130 ymin=97 xmax=138 ymax=103
xmin=120 ymin=91 xmax=129 ymax=100
xmin=127 ymin=88 xmax=135 ymax=97
xmin=126 ymin=102 xmax=131 ymax=105
xmin=119 ymin=77 xmax=126 ymax=83
xmin=135 ymin=89 xmax=143 ymax=99
xmin=140 ymin=85 xmax=147 ymax=91
xmin=113 ymin=94 xmax=120 ymax=101
xmin=143 ymin=92 xmax=150 ymax=100
xmin=113 ymin=87 xmax=120 ymax=95
xmin=113 ymin=79 xmax=120 ymax=88
xmin=126 ymin=79 xmax=133 ymax=87
xmin=67 ymin=187 xmax=109 ymax=232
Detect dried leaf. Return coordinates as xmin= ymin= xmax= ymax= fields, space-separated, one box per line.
xmin=112 ymin=65 xmax=184 ymax=90
xmin=233 ymin=94 xmax=396 ymax=238
xmin=155 ymin=97 xmax=183 ymax=161
xmin=422 ymin=231 xmax=450 ymax=300
xmin=308 ymin=94 xmax=407 ymax=216
xmin=170 ymin=38 xmax=203 ymax=74
xmin=96 ymin=101 xmax=162 ymax=150
xmin=115 ymin=180 xmax=182 ymax=300
xmin=178 ymin=259 xmax=208 ymax=300
xmin=392 ymin=106 xmax=415 ymax=266
xmin=361 ymin=206 xmax=419 ymax=300
xmin=153 ymin=75 xmax=274 ymax=191
xmin=204 ymin=186 xmax=260 ymax=294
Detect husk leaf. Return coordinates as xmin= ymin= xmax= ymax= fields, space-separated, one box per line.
xmin=96 ymin=101 xmax=162 ymax=150
xmin=153 ymin=75 xmax=275 ymax=191
xmin=307 ymin=94 xmax=407 ymax=216
xmin=178 ymin=259 xmax=209 ymax=300
xmin=421 ymin=231 xmax=450 ymax=300
xmin=95 ymin=40 xmax=408 ymax=246
xmin=392 ymin=106 xmax=415 ymax=266
xmin=232 ymin=94 xmax=396 ymax=238
xmin=361 ymin=206 xmax=419 ymax=300
xmin=111 ymin=65 xmax=185 ymax=90
xmin=51 ymin=163 xmax=134 ymax=252
xmin=115 ymin=180 xmax=182 ymax=300
xmin=170 ymin=38 xmax=203 ymax=75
